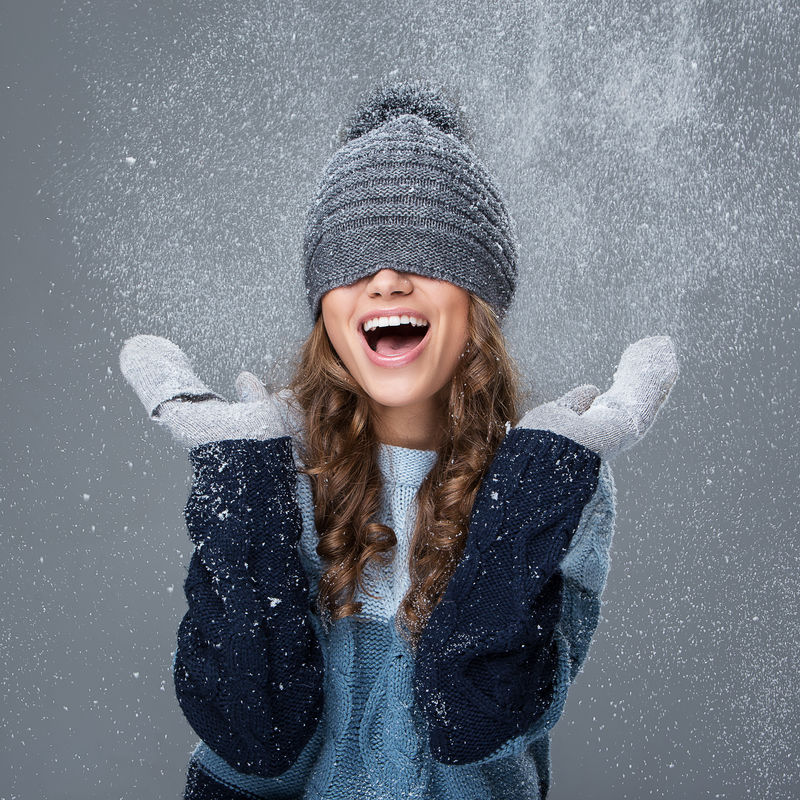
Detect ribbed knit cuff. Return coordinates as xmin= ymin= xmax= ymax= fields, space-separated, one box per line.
xmin=184 ymin=755 xmax=305 ymax=800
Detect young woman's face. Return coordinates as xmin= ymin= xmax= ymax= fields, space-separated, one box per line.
xmin=321 ymin=269 xmax=470 ymax=414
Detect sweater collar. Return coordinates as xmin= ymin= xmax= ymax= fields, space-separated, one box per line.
xmin=377 ymin=442 xmax=438 ymax=487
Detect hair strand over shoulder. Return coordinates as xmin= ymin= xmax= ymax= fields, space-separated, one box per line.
xmin=286 ymin=294 xmax=524 ymax=652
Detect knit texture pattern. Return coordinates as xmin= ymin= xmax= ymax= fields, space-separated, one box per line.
xmin=414 ymin=428 xmax=602 ymax=765
xmin=302 ymin=108 xmax=518 ymax=320
xmin=174 ymin=437 xmax=325 ymax=778
xmin=180 ymin=432 xmax=616 ymax=799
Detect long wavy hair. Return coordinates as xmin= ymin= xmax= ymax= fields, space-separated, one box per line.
xmin=286 ymin=293 xmax=525 ymax=652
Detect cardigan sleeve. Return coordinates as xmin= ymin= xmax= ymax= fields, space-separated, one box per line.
xmin=413 ymin=427 xmax=611 ymax=766
xmin=172 ymin=436 xmax=325 ymax=779
xmin=470 ymin=458 xmax=617 ymax=776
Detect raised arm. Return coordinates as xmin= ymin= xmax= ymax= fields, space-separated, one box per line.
xmin=119 ymin=334 xmax=323 ymax=778
xmin=414 ymin=336 xmax=678 ymax=766
xmin=176 ymin=434 xmax=324 ymax=778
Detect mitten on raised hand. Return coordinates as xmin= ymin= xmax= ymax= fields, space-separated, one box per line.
xmin=517 ymin=336 xmax=679 ymax=460
xmin=119 ymin=334 xmax=299 ymax=448
xmin=119 ymin=336 xmax=322 ymax=775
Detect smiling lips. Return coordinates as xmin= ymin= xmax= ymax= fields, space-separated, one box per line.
xmin=358 ymin=309 xmax=432 ymax=368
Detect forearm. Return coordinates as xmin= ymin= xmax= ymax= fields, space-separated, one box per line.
xmin=414 ymin=427 xmax=602 ymax=764
xmin=174 ymin=436 xmax=324 ymax=778
xmin=481 ymin=459 xmax=618 ymax=757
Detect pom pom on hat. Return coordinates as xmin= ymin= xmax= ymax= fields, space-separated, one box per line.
xmin=340 ymin=79 xmax=472 ymax=144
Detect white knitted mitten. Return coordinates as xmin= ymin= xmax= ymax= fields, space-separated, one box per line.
xmin=517 ymin=336 xmax=679 ymax=460
xmin=119 ymin=334 xmax=299 ymax=449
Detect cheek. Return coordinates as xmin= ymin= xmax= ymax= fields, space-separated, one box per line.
xmin=327 ymin=327 xmax=357 ymax=370
xmin=324 ymin=322 xmax=343 ymax=356
xmin=441 ymin=307 xmax=470 ymax=375
xmin=321 ymin=306 xmax=349 ymax=360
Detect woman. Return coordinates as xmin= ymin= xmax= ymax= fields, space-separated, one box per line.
xmin=120 ymin=80 xmax=678 ymax=799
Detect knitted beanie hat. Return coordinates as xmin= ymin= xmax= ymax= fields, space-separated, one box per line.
xmin=302 ymin=80 xmax=519 ymax=322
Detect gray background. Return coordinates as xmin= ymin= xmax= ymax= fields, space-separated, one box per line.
xmin=2 ymin=0 xmax=798 ymax=798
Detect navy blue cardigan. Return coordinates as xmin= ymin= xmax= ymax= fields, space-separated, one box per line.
xmin=173 ymin=428 xmax=601 ymax=780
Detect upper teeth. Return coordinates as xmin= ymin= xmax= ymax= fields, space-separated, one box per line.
xmin=362 ymin=315 xmax=429 ymax=332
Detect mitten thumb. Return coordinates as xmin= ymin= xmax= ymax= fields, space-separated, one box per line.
xmin=555 ymin=384 xmax=601 ymax=415
xmin=235 ymin=371 xmax=271 ymax=403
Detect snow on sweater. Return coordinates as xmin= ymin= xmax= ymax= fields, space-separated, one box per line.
xmin=175 ymin=429 xmax=616 ymax=800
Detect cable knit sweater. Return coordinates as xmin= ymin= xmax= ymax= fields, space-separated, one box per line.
xmin=173 ymin=426 xmax=616 ymax=800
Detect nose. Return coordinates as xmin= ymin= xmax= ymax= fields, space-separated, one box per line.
xmin=365 ymin=268 xmax=413 ymax=299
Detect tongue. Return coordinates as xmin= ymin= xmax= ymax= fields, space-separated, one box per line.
xmin=375 ymin=332 xmax=425 ymax=356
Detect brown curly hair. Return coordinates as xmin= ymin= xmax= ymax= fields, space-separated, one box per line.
xmin=286 ymin=293 xmax=525 ymax=652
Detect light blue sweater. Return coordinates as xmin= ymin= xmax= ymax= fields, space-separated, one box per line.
xmin=184 ymin=440 xmax=616 ymax=799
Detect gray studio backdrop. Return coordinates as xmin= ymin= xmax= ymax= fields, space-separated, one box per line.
xmin=2 ymin=1 xmax=798 ymax=798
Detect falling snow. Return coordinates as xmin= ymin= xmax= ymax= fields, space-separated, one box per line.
xmin=2 ymin=1 xmax=798 ymax=799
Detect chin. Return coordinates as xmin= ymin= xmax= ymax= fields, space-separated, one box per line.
xmin=367 ymin=388 xmax=423 ymax=409
xmin=359 ymin=377 xmax=428 ymax=407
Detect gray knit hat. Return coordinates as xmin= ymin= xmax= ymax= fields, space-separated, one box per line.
xmin=302 ymin=81 xmax=518 ymax=321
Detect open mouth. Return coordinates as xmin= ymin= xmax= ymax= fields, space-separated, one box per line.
xmin=364 ymin=322 xmax=429 ymax=356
